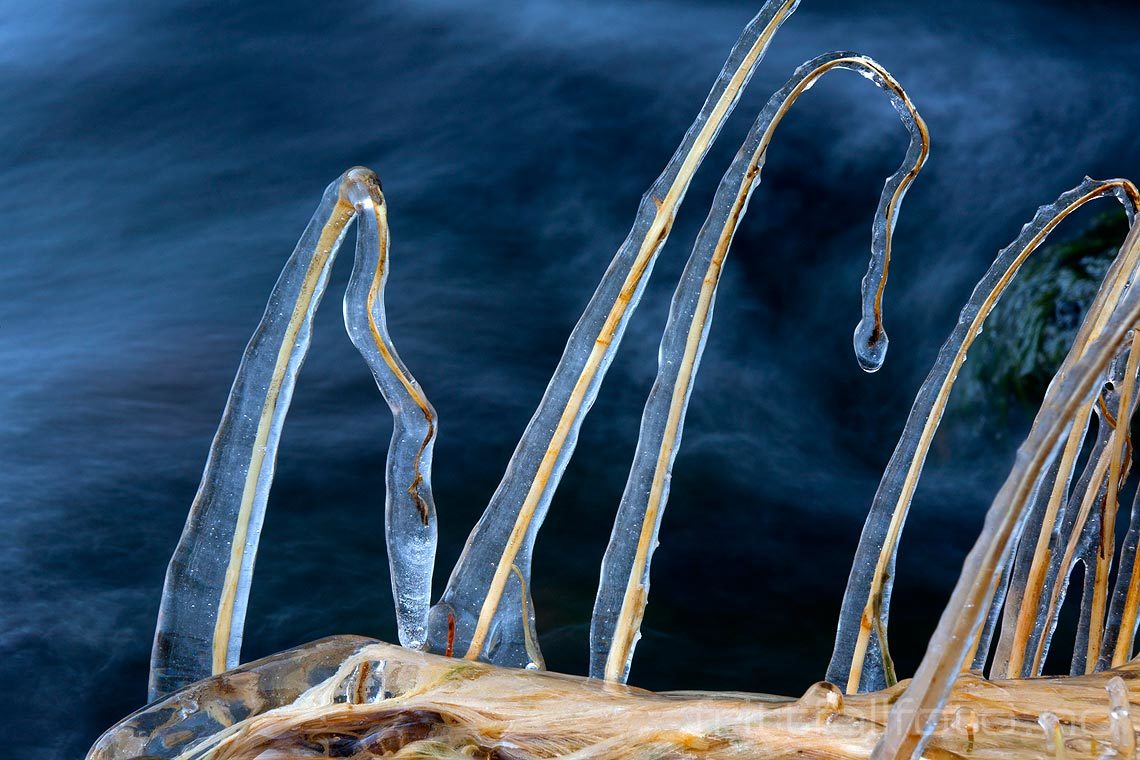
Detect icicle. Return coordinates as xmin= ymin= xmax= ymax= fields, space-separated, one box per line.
xmin=831 ymin=178 xmax=1140 ymax=693
xmin=1108 ymin=676 xmax=1137 ymax=760
xmin=872 ymin=224 xmax=1140 ymax=760
xmin=424 ymin=0 xmax=802 ymax=669
xmin=1083 ymin=332 xmax=1140 ymax=667
xmin=953 ymin=707 xmax=978 ymax=753
xmin=589 ymin=52 xmax=929 ymax=684
xmin=1039 ymin=711 xmax=1066 ymax=760
xmin=1102 ymin=485 xmax=1140 ymax=668
xmin=993 ymin=333 xmax=1139 ymax=677
xmin=150 ymin=168 xmax=438 ymax=698
xmin=342 ymin=171 xmax=439 ymax=651
xmin=1040 ymin=382 xmax=1117 ymax=676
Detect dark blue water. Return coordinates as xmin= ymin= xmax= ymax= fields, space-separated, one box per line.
xmin=3 ymin=0 xmax=1140 ymax=755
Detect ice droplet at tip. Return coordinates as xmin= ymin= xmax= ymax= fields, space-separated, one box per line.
xmin=854 ymin=318 xmax=888 ymax=373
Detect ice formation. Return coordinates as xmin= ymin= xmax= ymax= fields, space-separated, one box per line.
xmin=150 ymin=170 xmax=439 ymax=698
xmin=424 ymin=0 xmax=802 ymax=670
xmin=829 ymin=177 xmax=1140 ymax=694
xmin=591 ymin=50 xmax=928 ymax=684
xmin=91 ymin=0 xmax=1140 ymax=757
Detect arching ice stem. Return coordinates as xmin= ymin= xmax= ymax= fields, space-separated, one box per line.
xmin=1014 ymin=337 xmax=1139 ymax=677
xmin=590 ymin=52 xmax=929 ymax=684
xmin=150 ymin=168 xmax=438 ymax=699
xmin=985 ymin=190 xmax=1140 ymax=679
xmin=873 ymin=222 xmax=1140 ymax=760
xmin=343 ymin=178 xmax=439 ymax=653
xmin=1103 ymin=478 xmax=1140 ymax=668
xmin=425 ymin=0 xmax=801 ymax=669
xmin=1080 ymin=333 xmax=1139 ymax=669
xmin=830 ymin=179 xmax=1140 ymax=693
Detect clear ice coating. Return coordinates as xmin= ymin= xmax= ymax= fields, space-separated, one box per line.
xmin=1108 ymin=675 xmax=1137 ymax=758
xmin=341 ymin=176 xmax=439 ymax=654
xmin=589 ymin=51 xmax=929 ymax=684
xmin=829 ymin=178 xmax=1140 ymax=693
xmin=423 ymin=0 xmax=802 ymax=669
xmin=874 ymin=221 xmax=1140 ymax=760
xmin=104 ymin=3 xmax=1140 ymax=760
xmin=150 ymin=169 xmax=438 ymax=699
xmin=1102 ymin=474 xmax=1140 ymax=671
xmin=97 ymin=633 xmax=1140 ymax=760
xmin=94 ymin=637 xmax=377 ymax=760
xmin=992 ymin=336 xmax=1140 ymax=678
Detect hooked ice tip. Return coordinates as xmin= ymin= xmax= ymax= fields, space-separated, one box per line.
xmin=854 ymin=319 xmax=888 ymax=373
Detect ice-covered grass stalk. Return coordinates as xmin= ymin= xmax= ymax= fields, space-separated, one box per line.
xmin=830 ymin=178 xmax=1140 ymax=693
xmin=426 ymin=0 xmax=801 ymax=670
xmin=591 ymin=52 xmax=929 ymax=685
xmin=874 ymin=223 xmax=1140 ymax=759
xmin=91 ymin=637 xmax=1140 ymax=760
xmin=150 ymin=168 xmax=438 ymax=699
xmin=89 ymin=2 xmax=1140 ymax=759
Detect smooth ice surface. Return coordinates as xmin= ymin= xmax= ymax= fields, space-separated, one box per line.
xmin=342 ymin=176 xmax=439 ymax=652
xmin=589 ymin=52 xmax=928 ymax=684
xmin=103 ymin=4 xmax=1140 ymax=758
xmin=93 ymin=636 xmax=377 ymax=760
xmin=831 ymin=178 xmax=1140 ymax=693
xmin=874 ymin=224 xmax=1140 ymax=760
xmin=151 ymin=169 xmax=438 ymax=698
xmin=425 ymin=0 xmax=802 ymax=669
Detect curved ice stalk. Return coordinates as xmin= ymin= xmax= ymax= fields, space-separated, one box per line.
xmin=995 ymin=212 xmax=1140 ymax=679
xmin=998 ymin=337 xmax=1138 ymax=679
xmin=990 ymin=343 xmax=1127 ymax=677
xmin=425 ymin=0 xmax=802 ymax=669
xmin=872 ymin=223 xmax=1140 ymax=760
xmin=1082 ymin=332 xmax=1140 ymax=667
xmin=589 ymin=52 xmax=929 ymax=684
xmin=1103 ymin=481 xmax=1140 ymax=668
xmin=150 ymin=168 xmax=438 ymax=698
xmin=1062 ymin=335 xmax=1140 ymax=673
xmin=981 ymin=337 xmax=1139 ymax=677
xmin=990 ymin=450 xmax=1072 ymax=676
xmin=150 ymin=175 xmax=354 ymax=698
xmin=830 ymin=179 xmax=1140 ymax=693
xmin=342 ymin=174 xmax=439 ymax=651
xmin=1050 ymin=392 xmax=1119 ymax=675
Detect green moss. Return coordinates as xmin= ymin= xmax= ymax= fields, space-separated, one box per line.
xmin=963 ymin=210 xmax=1131 ymax=410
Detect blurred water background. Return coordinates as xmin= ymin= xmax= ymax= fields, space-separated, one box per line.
xmin=3 ymin=0 xmax=1140 ymax=754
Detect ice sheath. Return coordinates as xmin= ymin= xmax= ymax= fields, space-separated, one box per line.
xmin=875 ymin=222 xmax=1140 ymax=760
xmin=829 ymin=178 xmax=1140 ymax=693
xmin=590 ymin=52 xmax=929 ymax=685
xmin=150 ymin=169 xmax=438 ymax=699
xmin=424 ymin=0 xmax=802 ymax=669
xmin=109 ymin=2 xmax=1140 ymax=757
